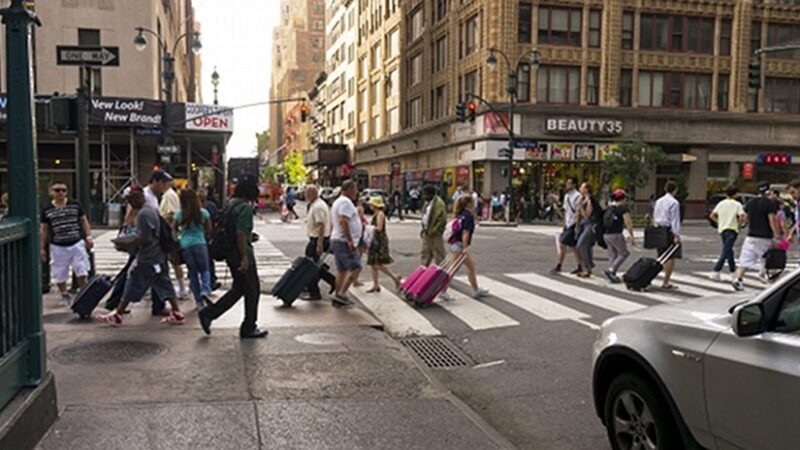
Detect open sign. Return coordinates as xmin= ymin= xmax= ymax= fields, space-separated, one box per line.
xmin=185 ymin=103 xmax=234 ymax=132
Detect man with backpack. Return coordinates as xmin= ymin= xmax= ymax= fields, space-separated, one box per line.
xmin=96 ymin=189 xmax=185 ymax=326
xmin=732 ymin=181 xmax=780 ymax=291
xmin=602 ymin=190 xmax=635 ymax=283
xmin=200 ymin=177 xmax=268 ymax=338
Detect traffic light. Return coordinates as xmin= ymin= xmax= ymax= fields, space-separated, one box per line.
xmin=300 ymin=104 xmax=309 ymax=122
xmin=456 ymin=102 xmax=467 ymax=122
xmin=748 ymin=58 xmax=762 ymax=89
xmin=467 ymin=101 xmax=477 ymax=123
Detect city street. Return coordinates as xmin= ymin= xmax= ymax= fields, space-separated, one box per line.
xmin=37 ymin=209 xmax=778 ymax=449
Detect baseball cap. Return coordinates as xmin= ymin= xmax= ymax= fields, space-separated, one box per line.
xmin=123 ymin=184 xmax=142 ymax=199
xmin=612 ymin=189 xmax=627 ymax=200
xmin=757 ymin=181 xmax=771 ymax=193
xmin=150 ymin=170 xmax=173 ymax=183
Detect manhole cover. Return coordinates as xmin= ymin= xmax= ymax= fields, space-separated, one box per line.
xmin=51 ymin=340 xmax=167 ymax=364
xmin=401 ymin=337 xmax=472 ymax=369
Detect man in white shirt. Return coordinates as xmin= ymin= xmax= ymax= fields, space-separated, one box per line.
xmin=330 ymin=180 xmax=363 ymax=307
xmin=304 ymin=185 xmax=332 ymax=300
xmin=551 ymin=176 xmax=582 ymax=274
xmin=652 ymin=180 xmax=682 ymax=289
xmin=158 ymin=175 xmax=188 ymax=299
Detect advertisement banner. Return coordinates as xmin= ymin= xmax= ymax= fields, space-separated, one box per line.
xmin=185 ymin=103 xmax=234 ymax=132
xmin=89 ymin=97 xmax=163 ymax=127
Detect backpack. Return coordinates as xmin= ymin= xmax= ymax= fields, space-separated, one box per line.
xmin=443 ymin=217 xmax=462 ymax=244
xmin=603 ymin=206 xmax=624 ymax=230
xmin=208 ymin=202 xmax=237 ymax=262
xmin=158 ymin=216 xmax=180 ymax=255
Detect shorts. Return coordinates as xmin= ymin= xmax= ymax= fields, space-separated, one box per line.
xmin=122 ymin=260 xmax=176 ymax=303
xmin=657 ymin=243 xmax=682 ymax=260
xmin=331 ymin=239 xmax=362 ymax=272
xmin=450 ymin=242 xmax=464 ymax=253
xmin=50 ymin=240 xmax=89 ymax=283
xmin=559 ymin=225 xmax=578 ymax=247
xmin=738 ymin=237 xmax=773 ymax=269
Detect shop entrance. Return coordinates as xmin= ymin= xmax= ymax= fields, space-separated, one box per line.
xmin=510 ymin=161 xmax=602 ymax=220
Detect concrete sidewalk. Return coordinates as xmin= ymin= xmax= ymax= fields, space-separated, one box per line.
xmin=36 ymin=296 xmax=510 ymax=449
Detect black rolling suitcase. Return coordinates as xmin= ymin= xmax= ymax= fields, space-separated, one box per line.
xmin=623 ymin=244 xmax=680 ymax=292
xmin=71 ymin=270 xmax=123 ymax=319
xmin=271 ymin=255 xmax=326 ymax=307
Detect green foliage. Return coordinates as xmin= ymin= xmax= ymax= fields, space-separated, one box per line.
xmin=283 ymin=151 xmax=307 ymax=185
xmin=261 ymin=165 xmax=280 ymax=184
xmin=604 ymin=132 xmax=666 ymax=199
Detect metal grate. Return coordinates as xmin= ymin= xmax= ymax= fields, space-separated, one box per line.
xmin=401 ymin=337 xmax=472 ymax=369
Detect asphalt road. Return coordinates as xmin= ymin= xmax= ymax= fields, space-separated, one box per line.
xmin=263 ymin=211 xmax=768 ymax=450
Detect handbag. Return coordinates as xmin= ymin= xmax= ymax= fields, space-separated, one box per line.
xmin=559 ymin=224 xmax=578 ymax=247
xmin=644 ymin=226 xmax=671 ymax=249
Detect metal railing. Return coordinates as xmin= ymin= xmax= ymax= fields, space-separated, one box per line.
xmin=0 ymin=218 xmax=33 ymax=410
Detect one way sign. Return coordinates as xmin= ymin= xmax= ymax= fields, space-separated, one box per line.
xmin=56 ymin=46 xmax=119 ymax=67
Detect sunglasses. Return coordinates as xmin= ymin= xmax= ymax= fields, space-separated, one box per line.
xmin=52 ymin=188 xmax=67 ymax=193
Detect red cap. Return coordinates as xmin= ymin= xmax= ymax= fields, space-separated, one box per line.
xmin=613 ymin=189 xmax=627 ymax=199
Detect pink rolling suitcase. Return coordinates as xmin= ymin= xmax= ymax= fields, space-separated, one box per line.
xmin=406 ymin=254 xmax=466 ymax=307
xmin=400 ymin=255 xmax=452 ymax=296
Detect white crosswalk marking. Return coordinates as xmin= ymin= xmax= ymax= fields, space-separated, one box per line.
xmin=436 ymin=289 xmax=520 ymax=331
xmin=689 ymin=271 xmax=761 ymax=290
xmin=508 ymin=273 xmax=644 ymax=314
xmin=651 ymin=274 xmax=725 ymax=297
xmin=572 ymin=273 xmax=683 ymax=304
xmin=458 ymin=275 xmax=593 ymax=328
xmin=509 ymin=225 xmax=702 ymax=242
xmin=349 ymin=285 xmax=441 ymax=338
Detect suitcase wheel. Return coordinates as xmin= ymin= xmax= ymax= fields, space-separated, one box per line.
xmin=79 ymin=313 xmax=91 ymax=320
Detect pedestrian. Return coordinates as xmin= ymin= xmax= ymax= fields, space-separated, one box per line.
xmin=652 ymin=180 xmax=682 ymax=290
xmin=602 ymin=189 xmax=635 ymax=283
xmin=575 ymin=182 xmax=600 ymax=278
xmin=365 ymin=196 xmax=402 ymax=292
xmin=40 ymin=181 xmax=94 ymax=305
xmin=143 ymin=171 xmax=175 ymax=315
xmin=452 ymin=183 xmax=466 ymax=205
xmin=439 ymin=196 xmax=489 ymax=301
xmin=770 ymin=189 xmax=794 ymax=244
xmin=500 ymin=190 xmax=510 ymax=222
xmin=351 ymin=199 xmax=369 ymax=288
xmin=96 ymin=189 xmax=185 ymax=326
xmin=409 ymin=186 xmax=421 ymax=213
xmin=174 ymin=189 xmax=213 ymax=310
xmin=708 ymin=185 xmax=746 ymax=281
xmin=285 ymin=186 xmax=300 ymax=220
xmin=550 ymin=176 xmax=582 ymax=275
xmin=786 ymin=179 xmax=800 ymax=244
xmin=732 ymin=181 xmax=780 ymax=290
xmin=303 ymin=185 xmax=331 ymax=300
xmin=198 ymin=177 xmax=268 ymax=338
xmin=158 ymin=177 xmax=189 ymax=300
xmin=491 ymin=192 xmax=502 ymax=220
xmin=105 ymin=186 xmax=141 ymax=312
xmin=329 ymin=180 xmax=363 ymax=307
xmin=420 ymin=185 xmax=447 ymax=266
xmin=389 ymin=189 xmax=404 ymax=221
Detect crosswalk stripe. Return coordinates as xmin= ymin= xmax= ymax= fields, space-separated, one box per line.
xmin=458 ymin=275 xmax=592 ymax=325
xmin=436 ymin=289 xmax=520 ymax=331
xmin=507 ymin=273 xmax=644 ymax=314
xmin=572 ymin=273 xmax=683 ymax=304
xmin=653 ymin=273 xmax=732 ymax=294
xmin=350 ymin=285 xmax=441 ymax=338
xmin=651 ymin=274 xmax=725 ymax=297
xmin=689 ymin=271 xmax=761 ymax=290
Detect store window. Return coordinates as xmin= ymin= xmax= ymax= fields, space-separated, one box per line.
xmin=519 ymin=2 xmax=533 ymax=43
xmin=587 ymin=68 xmax=599 ymax=105
xmin=765 ymin=77 xmax=800 ymax=113
xmin=461 ymin=14 xmax=480 ymax=56
xmin=720 ymin=19 xmax=732 ymax=56
xmin=638 ymin=71 xmax=711 ymax=109
xmin=620 ymin=69 xmax=632 ymax=106
xmin=622 ymin=12 xmax=634 ymax=50
xmin=717 ymin=74 xmax=729 ymax=111
xmin=537 ymin=65 xmax=580 ymax=104
xmin=589 ymin=10 xmax=601 ymax=48
xmin=538 ymin=6 xmax=582 ymax=46
xmin=640 ymin=15 xmax=714 ymax=53
xmin=517 ymin=63 xmax=531 ymax=102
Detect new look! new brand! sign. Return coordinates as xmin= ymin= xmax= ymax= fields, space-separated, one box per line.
xmin=545 ymin=118 xmax=623 ymax=136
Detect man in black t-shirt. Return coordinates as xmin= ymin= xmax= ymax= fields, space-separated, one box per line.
xmin=733 ymin=181 xmax=779 ymax=291
xmin=40 ymin=182 xmax=93 ymax=305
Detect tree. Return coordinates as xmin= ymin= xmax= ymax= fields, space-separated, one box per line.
xmin=283 ymin=151 xmax=307 ymax=185
xmin=603 ymin=132 xmax=666 ymax=204
xmin=255 ymin=129 xmax=270 ymax=161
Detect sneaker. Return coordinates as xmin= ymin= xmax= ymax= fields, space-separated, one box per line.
xmin=603 ymin=269 xmax=616 ymax=283
xmin=61 ymin=293 xmax=72 ymax=306
xmin=549 ymin=265 xmax=562 ymax=275
xmin=472 ymin=288 xmax=489 ymax=299
xmin=732 ymin=280 xmax=745 ymax=292
xmin=610 ymin=274 xmax=622 ymax=284
xmin=198 ymin=310 xmax=212 ymax=335
xmin=177 ymin=289 xmax=190 ymax=300
xmin=161 ymin=311 xmax=186 ymax=325
xmin=439 ymin=292 xmax=454 ymax=302
xmin=756 ymin=272 xmax=770 ymax=285
xmin=569 ymin=267 xmax=583 ymax=275
xmin=709 ymin=272 xmax=721 ymax=282
xmin=332 ymin=295 xmax=354 ymax=308
xmin=96 ymin=312 xmax=122 ymax=326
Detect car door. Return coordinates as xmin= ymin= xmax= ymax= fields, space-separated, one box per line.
xmin=703 ymin=280 xmax=800 ymax=450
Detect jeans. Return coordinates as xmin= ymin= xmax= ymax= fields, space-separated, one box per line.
xmin=203 ymin=259 xmax=260 ymax=334
xmin=305 ymin=237 xmax=331 ymax=297
xmin=105 ymin=255 xmax=134 ymax=310
xmin=576 ymin=222 xmax=595 ymax=270
xmin=714 ymin=230 xmax=738 ymax=273
xmin=182 ymin=244 xmax=212 ymax=305
xmin=604 ymin=233 xmax=630 ymax=274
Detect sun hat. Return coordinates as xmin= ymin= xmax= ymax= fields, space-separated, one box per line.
xmin=368 ymin=196 xmax=386 ymax=210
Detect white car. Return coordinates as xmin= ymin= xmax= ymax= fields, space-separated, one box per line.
xmin=592 ymin=271 xmax=800 ymax=450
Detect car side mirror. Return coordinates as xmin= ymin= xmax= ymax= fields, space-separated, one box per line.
xmin=733 ymin=303 xmax=765 ymax=337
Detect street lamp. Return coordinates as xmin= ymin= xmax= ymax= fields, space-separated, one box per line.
xmin=211 ymin=66 xmax=220 ymax=105
xmin=485 ymin=47 xmax=540 ymax=222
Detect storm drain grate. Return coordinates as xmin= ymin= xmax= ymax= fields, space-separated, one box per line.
xmin=401 ymin=337 xmax=472 ymax=369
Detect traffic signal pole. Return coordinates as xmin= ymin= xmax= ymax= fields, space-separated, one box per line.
xmin=76 ymin=67 xmax=91 ymax=214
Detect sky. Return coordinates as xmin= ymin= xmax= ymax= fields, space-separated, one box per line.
xmin=193 ymin=0 xmax=279 ymax=159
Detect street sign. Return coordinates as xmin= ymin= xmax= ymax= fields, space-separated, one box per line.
xmin=158 ymin=145 xmax=180 ymax=155
xmin=498 ymin=147 xmax=511 ymax=159
xmin=56 ymin=45 xmax=120 ymax=67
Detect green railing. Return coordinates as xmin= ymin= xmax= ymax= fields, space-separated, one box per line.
xmin=0 ymin=218 xmax=33 ymax=410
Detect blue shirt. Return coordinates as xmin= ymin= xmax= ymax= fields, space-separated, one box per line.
xmin=174 ymin=208 xmax=210 ymax=249
xmin=455 ymin=210 xmax=476 ymax=245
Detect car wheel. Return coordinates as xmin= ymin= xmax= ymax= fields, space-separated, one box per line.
xmin=603 ymin=372 xmax=681 ymax=450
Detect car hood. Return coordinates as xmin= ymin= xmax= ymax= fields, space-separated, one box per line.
xmin=609 ymin=293 xmax=752 ymax=330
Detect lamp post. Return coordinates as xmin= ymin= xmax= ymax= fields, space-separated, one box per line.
xmin=133 ymin=26 xmax=202 ymax=167
xmin=211 ymin=66 xmax=220 ymax=105
xmin=486 ymin=47 xmax=539 ymax=222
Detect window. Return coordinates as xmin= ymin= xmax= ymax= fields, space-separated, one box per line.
xmin=539 ymin=7 xmax=581 ymax=46
xmin=371 ymin=80 xmax=380 ymax=105
xmin=388 ymin=107 xmax=400 ymax=134
xmin=717 ymin=74 xmax=729 ymax=111
xmin=436 ymin=0 xmax=448 ymax=22
xmin=462 ymin=14 xmax=479 ymax=56
xmin=371 ymin=42 xmax=381 ymax=68
xmin=517 ymin=64 xmax=530 ymax=102
xmin=768 ymin=23 xmax=800 ymax=59
xmin=622 ymin=12 xmax=634 ymax=49
xmin=348 ymin=111 xmax=355 ymax=128
xmin=433 ymin=85 xmax=447 ymax=119
xmin=587 ymin=68 xmax=599 ymax=104
xmin=433 ymin=35 xmax=448 ymax=72
xmin=775 ymin=282 xmax=800 ymax=334
xmin=589 ymin=10 xmax=601 ymax=48
xmin=765 ymin=77 xmax=800 ymax=113
xmin=620 ymin=69 xmax=632 ymax=106
xmin=359 ymin=56 xmax=368 ymax=78
xmin=537 ymin=66 xmax=580 ymax=104
xmin=720 ymin=19 xmax=732 ymax=56
xmin=408 ymin=7 xmax=424 ymax=42
xmin=751 ymin=21 xmax=762 ymax=54
xmin=408 ymin=53 xmax=422 ymax=86
xmin=641 ymin=15 xmax=714 ymax=53
xmin=640 ymin=14 xmax=668 ymax=50
xmin=360 ymin=89 xmax=367 ymax=112
xmin=463 ymin=70 xmax=479 ymax=98
xmin=407 ymin=96 xmax=422 ymax=127
xmin=359 ymin=121 xmax=368 ymax=143
xmin=348 ymin=78 xmax=355 ymax=96
xmin=372 ymin=114 xmax=382 ymax=139
xmin=387 ymin=28 xmax=400 ymax=58
xmin=638 ymin=71 xmax=711 ymax=109
xmin=78 ymin=28 xmax=102 ymax=95
xmin=519 ymin=2 xmax=533 ymax=44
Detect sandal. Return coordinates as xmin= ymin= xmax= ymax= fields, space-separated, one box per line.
xmin=578 ymin=272 xmax=592 ymax=278
xmin=366 ymin=286 xmax=381 ymax=293
xmin=661 ymin=284 xmax=678 ymax=290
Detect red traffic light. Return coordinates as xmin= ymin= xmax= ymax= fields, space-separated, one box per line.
xmin=467 ymin=101 xmax=477 ymax=111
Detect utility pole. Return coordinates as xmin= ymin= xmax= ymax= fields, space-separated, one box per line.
xmin=76 ymin=67 xmax=91 ymax=214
